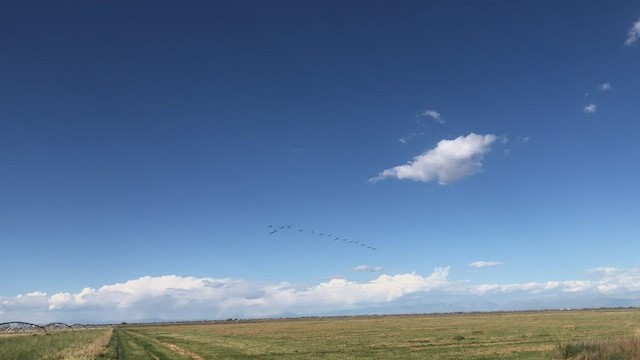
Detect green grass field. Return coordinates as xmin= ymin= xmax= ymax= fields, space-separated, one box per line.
xmin=3 ymin=309 xmax=640 ymax=359
xmin=0 ymin=328 xmax=112 ymax=360
xmin=106 ymin=309 xmax=640 ymax=359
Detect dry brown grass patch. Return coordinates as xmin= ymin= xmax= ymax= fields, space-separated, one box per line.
xmin=59 ymin=329 xmax=113 ymax=360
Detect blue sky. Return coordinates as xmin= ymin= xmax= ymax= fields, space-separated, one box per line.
xmin=2 ymin=1 xmax=640 ymax=322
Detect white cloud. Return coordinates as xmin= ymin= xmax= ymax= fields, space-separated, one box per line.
xmin=421 ymin=110 xmax=444 ymax=124
xmin=625 ymin=18 xmax=640 ymax=46
xmin=598 ymin=83 xmax=612 ymax=91
xmin=370 ymin=133 xmax=498 ymax=185
xmin=589 ymin=267 xmax=620 ymax=276
xmin=469 ymin=261 xmax=504 ymax=268
xmin=354 ymin=265 xmax=383 ymax=272
xmin=0 ymin=269 xmax=451 ymax=323
xmin=468 ymin=267 xmax=640 ymax=296
xmin=4 ymin=291 xmax=48 ymax=307
xmin=6 ymin=267 xmax=640 ymax=323
xmin=397 ymin=131 xmax=425 ymax=145
xmin=584 ymin=104 xmax=597 ymax=113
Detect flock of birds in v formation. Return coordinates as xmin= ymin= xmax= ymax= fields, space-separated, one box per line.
xmin=267 ymin=225 xmax=377 ymax=251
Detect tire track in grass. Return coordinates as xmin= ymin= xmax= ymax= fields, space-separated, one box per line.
xmin=118 ymin=329 xmax=172 ymax=360
xmin=123 ymin=329 xmax=197 ymax=360
xmin=98 ymin=328 xmax=120 ymax=359
xmin=159 ymin=341 xmax=205 ymax=360
xmin=118 ymin=330 xmax=155 ymax=360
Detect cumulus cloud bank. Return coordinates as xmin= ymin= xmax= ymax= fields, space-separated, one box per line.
xmin=467 ymin=268 xmax=640 ymax=295
xmin=5 ymin=267 xmax=640 ymax=323
xmin=370 ymin=133 xmax=498 ymax=185
xmin=625 ymin=18 xmax=640 ymax=46
xmin=0 ymin=269 xmax=450 ymax=323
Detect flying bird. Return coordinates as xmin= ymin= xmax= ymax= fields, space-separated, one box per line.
xmin=264 ymin=223 xmax=369 ymax=250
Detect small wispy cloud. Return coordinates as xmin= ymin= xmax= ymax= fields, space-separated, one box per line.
xmin=583 ymin=104 xmax=597 ymax=114
xmin=370 ymin=133 xmax=498 ymax=185
xmin=624 ymin=18 xmax=640 ymax=46
xmin=522 ymin=136 xmax=530 ymax=143
xmin=353 ymin=265 xmax=383 ymax=272
xmin=598 ymin=83 xmax=613 ymax=91
xmin=398 ymin=130 xmax=426 ymax=145
xmin=420 ymin=110 xmax=445 ymax=124
xmin=469 ymin=261 xmax=504 ymax=268
xmin=589 ymin=267 xmax=620 ymax=276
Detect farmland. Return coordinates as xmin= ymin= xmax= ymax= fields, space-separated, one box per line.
xmin=3 ymin=309 xmax=640 ymax=359
xmin=0 ymin=328 xmax=112 ymax=360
